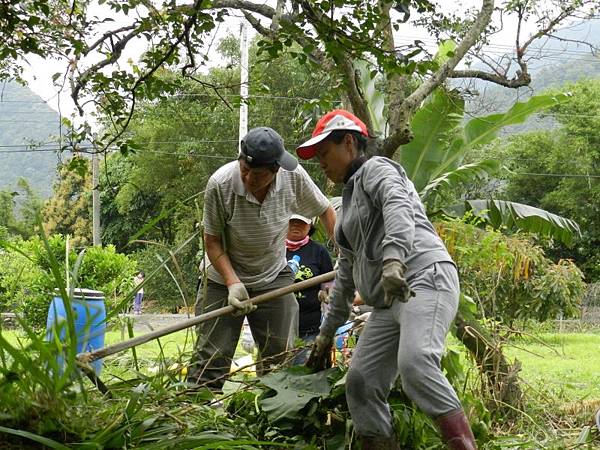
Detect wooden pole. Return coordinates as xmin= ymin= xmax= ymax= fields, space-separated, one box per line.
xmin=77 ymin=270 xmax=336 ymax=364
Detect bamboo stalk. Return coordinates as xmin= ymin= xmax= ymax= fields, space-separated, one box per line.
xmin=77 ymin=271 xmax=336 ymax=363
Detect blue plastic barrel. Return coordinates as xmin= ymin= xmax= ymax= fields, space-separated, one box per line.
xmin=45 ymin=288 xmax=106 ymax=375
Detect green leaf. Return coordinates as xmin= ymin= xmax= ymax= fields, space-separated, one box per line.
xmin=464 ymin=93 xmax=570 ymax=149
xmin=0 ymin=426 xmax=70 ymax=450
xmin=259 ymin=369 xmax=333 ymax=422
xmin=67 ymin=158 xmax=88 ymax=177
xmin=403 ymin=91 xmax=570 ymax=193
xmin=444 ymin=199 xmax=581 ymax=246
xmin=354 ymin=59 xmax=386 ymax=136
xmin=434 ymin=40 xmax=457 ymax=66
xmin=399 ymin=88 xmax=464 ymax=191
xmin=420 ymin=159 xmax=500 ymax=204
xmin=458 ymin=293 xmax=478 ymax=316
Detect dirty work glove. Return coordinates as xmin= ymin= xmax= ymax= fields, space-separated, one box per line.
xmin=318 ymin=289 xmax=330 ymax=304
xmin=381 ymin=259 xmax=415 ymax=307
xmin=227 ymin=282 xmax=256 ymax=316
xmin=305 ymin=334 xmax=333 ymax=371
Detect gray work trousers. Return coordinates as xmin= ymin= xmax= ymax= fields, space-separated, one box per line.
xmin=346 ymin=262 xmax=463 ymax=437
xmin=187 ymin=269 xmax=299 ymax=391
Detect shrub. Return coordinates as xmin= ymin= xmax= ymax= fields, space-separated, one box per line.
xmin=0 ymin=235 xmax=137 ymax=329
xmin=436 ymin=220 xmax=586 ymax=325
xmin=78 ymin=244 xmax=137 ymax=311
xmin=130 ymin=241 xmax=199 ymax=313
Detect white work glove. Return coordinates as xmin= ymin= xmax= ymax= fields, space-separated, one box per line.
xmin=227 ymin=282 xmax=256 ymax=316
xmin=381 ymin=259 xmax=415 ymax=307
xmin=352 ymin=312 xmax=371 ymax=335
xmin=305 ymin=334 xmax=333 ymax=371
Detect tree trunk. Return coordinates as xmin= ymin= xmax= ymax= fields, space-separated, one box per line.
xmin=453 ymin=311 xmax=523 ymax=412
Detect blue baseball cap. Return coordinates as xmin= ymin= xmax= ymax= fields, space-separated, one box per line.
xmin=240 ymin=127 xmax=298 ymax=171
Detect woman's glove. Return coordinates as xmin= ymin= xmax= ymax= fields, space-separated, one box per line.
xmin=381 ymin=259 xmax=415 ymax=307
xmin=305 ymin=334 xmax=333 ymax=371
xmin=352 ymin=312 xmax=371 ymax=335
xmin=227 ymin=282 xmax=257 ymax=316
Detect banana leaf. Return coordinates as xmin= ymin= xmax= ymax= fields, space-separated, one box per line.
xmin=399 ymin=88 xmax=464 ymax=192
xmin=444 ymin=199 xmax=581 ymax=246
xmin=429 ymin=93 xmax=571 ymax=182
xmin=420 ymin=159 xmax=500 ymax=204
xmin=354 ymin=59 xmax=386 ymax=136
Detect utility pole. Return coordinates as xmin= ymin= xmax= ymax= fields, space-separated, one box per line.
xmin=239 ymin=18 xmax=249 ymax=150
xmin=91 ymin=150 xmax=101 ymax=246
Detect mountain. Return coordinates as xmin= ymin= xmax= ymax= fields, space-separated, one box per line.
xmin=0 ymin=81 xmax=60 ymax=198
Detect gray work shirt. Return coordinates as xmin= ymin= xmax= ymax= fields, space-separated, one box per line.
xmin=203 ymin=161 xmax=330 ymax=288
xmin=321 ymin=156 xmax=455 ymax=338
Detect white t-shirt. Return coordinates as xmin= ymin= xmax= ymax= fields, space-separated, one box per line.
xmin=134 ymin=274 xmax=144 ymax=295
xmin=202 ymin=161 xmax=330 ymax=288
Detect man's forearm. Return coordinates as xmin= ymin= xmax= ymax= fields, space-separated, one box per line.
xmin=205 ymin=233 xmax=239 ymax=286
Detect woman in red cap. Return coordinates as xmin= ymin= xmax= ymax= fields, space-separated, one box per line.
xmin=298 ymin=110 xmax=477 ymax=450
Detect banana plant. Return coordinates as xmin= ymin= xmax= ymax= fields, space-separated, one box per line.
xmin=355 ymin=55 xmax=579 ymax=245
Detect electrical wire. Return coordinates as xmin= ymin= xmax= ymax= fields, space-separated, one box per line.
xmin=0 ymin=147 xmax=597 ymax=177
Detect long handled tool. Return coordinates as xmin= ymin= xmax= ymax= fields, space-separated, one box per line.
xmin=77 ymin=270 xmax=336 ymax=365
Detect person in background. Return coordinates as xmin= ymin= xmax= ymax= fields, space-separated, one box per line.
xmin=187 ymin=126 xmax=336 ymax=392
xmin=132 ymin=271 xmax=145 ymax=315
xmin=285 ymin=213 xmax=334 ymax=363
xmin=298 ymin=109 xmax=477 ymax=450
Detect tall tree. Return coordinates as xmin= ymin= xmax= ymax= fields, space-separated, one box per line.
xmin=0 ymin=178 xmax=43 ymax=239
xmin=1 ymin=1 xmax=597 ymax=156
xmin=486 ymin=79 xmax=600 ymax=280
xmin=100 ymin=36 xmax=333 ymax=249
xmin=0 ymin=191 xmax=19 ymax=236
xmin=15 ymin=178 xmax=44 ymax=239
xmin=43 ymin=157 xmax=92 ymax=246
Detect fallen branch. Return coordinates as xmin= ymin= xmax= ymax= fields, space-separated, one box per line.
xmin=77 ymin=271 xmax=336 ymax=364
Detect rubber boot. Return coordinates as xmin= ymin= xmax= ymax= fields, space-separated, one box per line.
xmin=359 ymin=434 xmax=400 ymax=450
xmin=436 ymin=409 xmax=478 ymax=450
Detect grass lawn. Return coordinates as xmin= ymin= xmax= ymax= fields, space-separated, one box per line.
xmin=3 ymin=325 xmax=600 ymax=403
xmin=505 ymin=332 xmax=600 ymax=402
xmin=2 ymin=326 xmax=600 ymax=446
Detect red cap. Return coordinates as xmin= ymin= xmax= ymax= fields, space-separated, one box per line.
xmin=296 ymin=109 xmax=368 ymax=160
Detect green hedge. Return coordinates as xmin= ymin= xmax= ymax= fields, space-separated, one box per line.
xmin=0 ymin=234 xmax=137 ymax=329
xmin=130 ymin=242 xmax=199 ymax=313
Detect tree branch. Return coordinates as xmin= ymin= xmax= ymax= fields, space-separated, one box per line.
xmin=210 ymin=0 xmax=277 ymax=19
xmin=378 ymin=0 xmax=410 ymax=138
xmin=271 ymin=0 xmax=285 ymax=32
xmin=85 ymin=25 xmax=137 ymax=55
xmin=380 ymin=0 xmax=495 ymax=157
xmin=241 ymin=4 xmax=334 ymax=72
xmin=71 ymin=27 xmax=143 ymax=114
xmin=299 ymin=0 xmax=371 ymax=129
xmin=448 ymin=68 xmax=530 ymax=88
xmin=100 ymin=0 xmax=207 ymax=152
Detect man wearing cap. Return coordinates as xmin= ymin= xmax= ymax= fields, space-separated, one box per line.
xmin=298 ymin=110 xmax=477 ymax=449
xmin=187 ymin=126 xmax=335 ymax=391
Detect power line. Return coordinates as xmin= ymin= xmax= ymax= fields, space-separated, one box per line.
xmin=2 ymin=108 xmax=600 ymax=124
xmin=0 ymin=147 xmax=597 ymax=176
xmin=514 ymin=172 xmax=600 ymax=179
